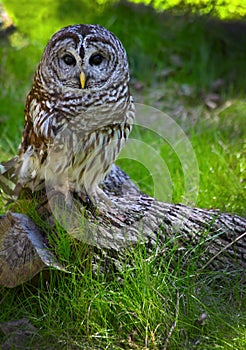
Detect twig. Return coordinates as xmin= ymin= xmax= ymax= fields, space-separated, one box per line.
xmin=163 ymin=290 xmax=180 ymax=350
xmin=200 ymin=231 xmax=246 ymax=270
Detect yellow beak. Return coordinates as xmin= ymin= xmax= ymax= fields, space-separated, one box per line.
xmin=80 ymin=71 xmax=86 ymax=89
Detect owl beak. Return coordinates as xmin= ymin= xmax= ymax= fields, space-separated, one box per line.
xmin=80 ymin=71 xmax=86 ymax=89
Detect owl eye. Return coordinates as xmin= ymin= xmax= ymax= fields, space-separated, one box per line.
xmin=62 ymin=54 xmax=76 ymax=66
xmin=89 ymin=53 xmax=104 ymax=66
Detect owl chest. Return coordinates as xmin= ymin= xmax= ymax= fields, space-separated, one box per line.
xmin=63 ymin=126 xmax=125 ymax=191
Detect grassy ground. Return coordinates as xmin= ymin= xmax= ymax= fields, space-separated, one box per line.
xmin=0 ymin=1 xmax=246 ymax=349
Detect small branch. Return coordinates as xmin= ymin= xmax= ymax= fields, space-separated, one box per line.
xmin=200 ymin=231 xmax=246 ymax=271
xmin=163 ymin=290 xmax=180 ymax=350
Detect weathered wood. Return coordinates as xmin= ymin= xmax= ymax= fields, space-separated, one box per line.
xmin=0 ymin=212 xmax=65 ymax=287
xmin=0 ymin=163 xmax=246 ymax=287
xmin=0 ymin=318 xmax=38 ymax=349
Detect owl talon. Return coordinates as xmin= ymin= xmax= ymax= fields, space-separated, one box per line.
xmin=88 ymin=186 xmax=114 ymax=210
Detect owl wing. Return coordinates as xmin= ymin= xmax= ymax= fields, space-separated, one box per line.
xmin=16 ymin=90 xmax=72 ymax=192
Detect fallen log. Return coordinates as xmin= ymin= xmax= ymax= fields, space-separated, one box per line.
xmin=0 ymin=164 xmax=245 ymax=288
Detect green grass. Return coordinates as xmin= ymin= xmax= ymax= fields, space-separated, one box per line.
xmin=0 ymin=1 xmax=246 ymax=349
xmin=1 ymin=234 xmax=245 ymax=349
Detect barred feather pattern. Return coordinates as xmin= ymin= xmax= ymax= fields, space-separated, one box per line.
xmin=16 ymin=24 xmax=135 ymax=204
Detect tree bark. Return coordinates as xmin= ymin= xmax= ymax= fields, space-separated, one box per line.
xmin=0 ymin=164 xmax=245 ymax=288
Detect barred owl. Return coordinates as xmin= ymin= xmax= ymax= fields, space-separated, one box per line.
xmin=16 ymin=24 xmax=135 ymax=205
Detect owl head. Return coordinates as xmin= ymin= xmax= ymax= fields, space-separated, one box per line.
xmin=35 ymin=24 xmax=130 ymax=94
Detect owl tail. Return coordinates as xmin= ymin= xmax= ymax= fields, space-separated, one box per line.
xmin=0 ymin=156 xmax=18 ymax=197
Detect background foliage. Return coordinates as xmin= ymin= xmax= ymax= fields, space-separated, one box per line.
xmin=132 ymin=0 xmax=246 ymax=18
